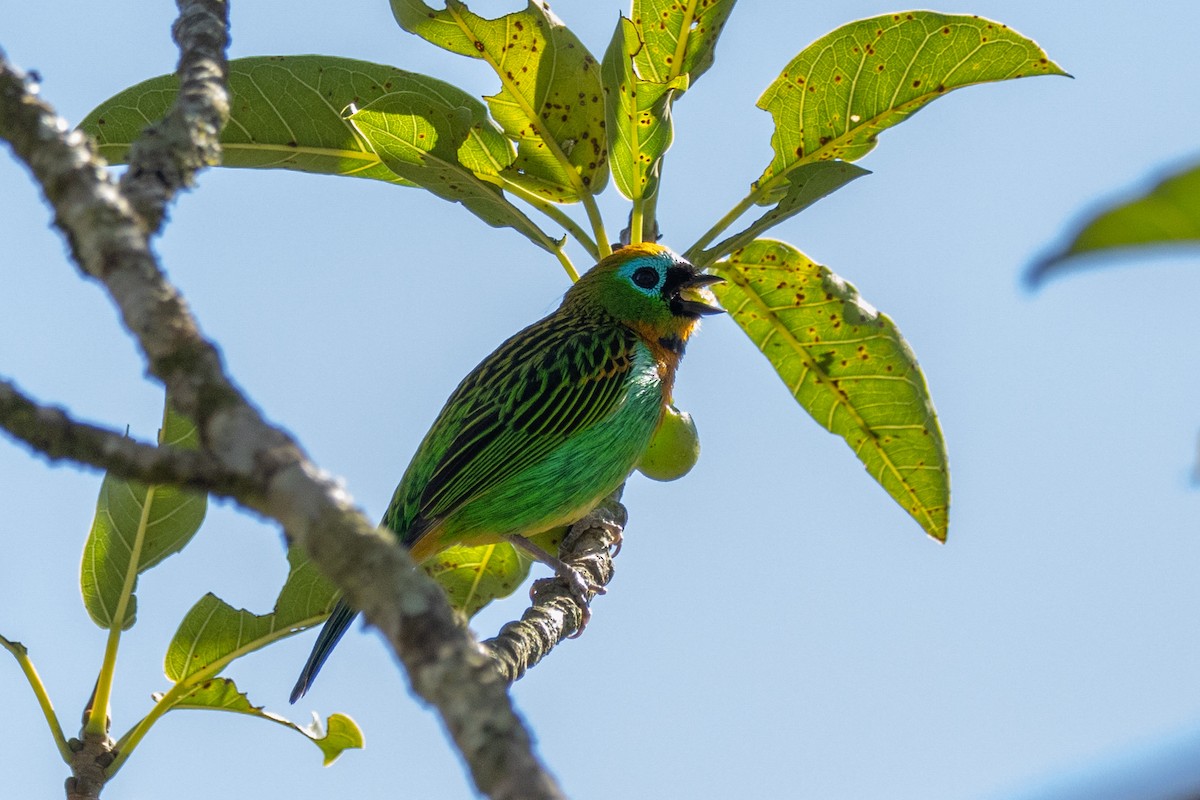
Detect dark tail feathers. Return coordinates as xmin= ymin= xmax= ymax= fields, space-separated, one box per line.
xmin=289 ymin=598 xmax=357 ymax=703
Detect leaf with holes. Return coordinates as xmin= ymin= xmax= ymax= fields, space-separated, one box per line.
xmin=687 ymin=161 xmax=870 ymax=266
xmin=754 ymin=12 xmax=1066 ymax=203
xmin=80 ymin=400 xmax=207 ymax=630
xmin=165 ymin=547 xmax=336 ymax=682
xmin=713 ymin=239 xmax=948 ymax=541
xmin=392 ymin=0 xmax=608 ymax=202
xmin=349 ymin=94 xmax=559 ymax=252
xmin=1030 ymin=161 xmax=1200 ymax=283
xmin=601 ymin=16 xmax=687 ymax=202
xmin=79 ymin=55 xmax=512 ymax=187
xmin=163 ymin=677 xmax=363 ymax=765
xmin=632 ymin=0 xmax=737 ymax=87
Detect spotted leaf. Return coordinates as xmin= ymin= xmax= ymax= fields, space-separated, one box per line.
xmin=714 ymin=239 xmax=949 ymax=541
xmin=755 ymin=12 xmax=1066 ymax=202
xmin=392 ymin=0 xmax=608 ymax=202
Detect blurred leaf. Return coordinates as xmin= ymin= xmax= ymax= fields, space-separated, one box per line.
xmin=1030 ymin=161 xmax=1200 ymax=283
xmin=424 ymin=525 xmax=567 ymax=617
xmin=713 ymin=240 xmax=949 ymax=541
xmin=632 ymin=0 xmax=737 ymax=87
xmin=80 ymin=401 xmax=207 ymax=630
xmin=425 ymin=543 xmax=531 ymax=618
xmin=755 ymin=12 xmax=1066 ymax=202
xmin=687 ymin=161 xmax=870 ymax=266
xmin=392 ymin=0 xmax=608 ymax=201
xmin=601 ymin=17 xmax=687 ymax=202
xmin=348 ymin=95 xmax=559 ymax=252
xmin=165 ymin=547 xmax=336 ymax=682
xmin=163 ymin=677 xmax=363 ymax=765
xmin=78 ymin=55 xmax=509 ymax=187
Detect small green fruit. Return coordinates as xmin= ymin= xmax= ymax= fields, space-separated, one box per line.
xmin=637 ymin=404 xmax=700 ymax=482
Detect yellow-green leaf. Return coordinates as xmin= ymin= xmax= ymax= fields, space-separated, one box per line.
xmin=632 ymin=0 xmax=737 ymax=87
xmin=80 ymin=400 xmax=207 ymax=630
xmin=714 ymin=240 xmax=948 ymax=541
xmin=79 ymin=55 xmax=503 ymax=187
xmin=423 ymin=525 xmax=568 ymax=618
xmin=1030 ymin=161 xmax=1200 ymax=283
xmin=601 ymin=16 xmax=687 ymax=202
xmin=756 ymin=12 xmax=1066 ymax=202
xmin=164 ymin=677 xmax=363 ymax=765
xmin=348 ymin=94 xmax=559 ymax=252
xmin=164 ymin=547 xmax=336 ymax=682
xmin=391 ymin=0 xmax=608 ymax=202
xmin=425 ymin=542 xmax=531 ymax=618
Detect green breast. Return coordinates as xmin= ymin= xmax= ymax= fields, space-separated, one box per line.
xmin=438 ymin=340 xmax=662 ymax=541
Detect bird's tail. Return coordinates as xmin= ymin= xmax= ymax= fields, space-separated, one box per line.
xmin=289 ymin=598 xmax=357 ymax=704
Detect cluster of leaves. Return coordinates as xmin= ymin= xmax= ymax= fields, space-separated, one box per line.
xmin=4 ymin=0 xmax=1067 ymax=783
xmin=2 ymin=398 xmax=363 ymax=785
xmin=81 ymin=1 xmax=1063 ymax=558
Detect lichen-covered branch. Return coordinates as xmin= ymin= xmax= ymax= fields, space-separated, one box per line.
xmin=0 ymin=6 xmax=564 ymax=797
xmin=0 ymin=378 xmax=246 ymax=494
xmin=483 ymin=492 xmax=626 ymax=682
xmin=119 ymin=0 xmax=230 ymax=229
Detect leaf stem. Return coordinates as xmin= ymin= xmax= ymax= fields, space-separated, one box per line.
xmin=582 ymin=194 xmax=612 ymax=258
xmin=643 ymin=188 xmax=660 ymax=243
xmin=629 ymin=199 xmax=645 ymax=245
xmin=107 ymin=679 xmax=191 ymax=777
xmin=0 ymin=636 xmax=72 ymax=763
xmin=684 ymin=190 xmax=760 ymax=266
xmin=85 ymin=483 xmax=156 ymax=737
xmin=551 ymin=244 xmax=581 ymax=282
xmin=500 ymin=178 xmax=597 ymax=262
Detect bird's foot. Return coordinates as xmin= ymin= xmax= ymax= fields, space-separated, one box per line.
xmin=507 ymin=534 xmax=602 ymax=635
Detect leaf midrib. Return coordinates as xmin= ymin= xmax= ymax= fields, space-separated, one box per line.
xmin=718 ymin=260 xmax=940 ymax=535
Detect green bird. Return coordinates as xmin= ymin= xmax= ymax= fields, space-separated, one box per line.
xmin=290 ymin=243 xmax=722 ymax=702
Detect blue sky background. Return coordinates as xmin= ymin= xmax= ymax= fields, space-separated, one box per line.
xmin=4 ymin=2 xmax=1200 ymax=798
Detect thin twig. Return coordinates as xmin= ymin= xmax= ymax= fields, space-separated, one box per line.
xmin=120 ymin=0 xmax=230 ymax=230
xmin=0 ymin=378 xmax=245 ymax=495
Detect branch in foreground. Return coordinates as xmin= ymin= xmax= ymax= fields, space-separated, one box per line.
xmin=0 ymin=378 xmax=247 ymax=495
xmin=0 ymin=32 xmax=563 ymax=800
xmin=119 ymin=0 xmax=230 ymax=230
xmin=484 ymin=491 xmax=626 ymax=682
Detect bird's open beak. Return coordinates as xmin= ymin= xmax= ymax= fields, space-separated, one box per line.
xmin=677 ymin=273 xmax=725 ymax=316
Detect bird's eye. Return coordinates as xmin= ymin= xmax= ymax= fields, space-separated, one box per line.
xmin=631 ymin=266 xmax=660 ymax=289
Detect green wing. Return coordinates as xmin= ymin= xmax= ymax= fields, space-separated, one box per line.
xmin=389 ymin=312 xmax=640 ymax=545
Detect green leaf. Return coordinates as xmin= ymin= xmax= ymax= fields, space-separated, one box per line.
xmin=1030 ymin=161 xmax=1200 ymax=283
xmin=165 ymin=547 xmax=337 ymax=682
xmin=425 ymin=542 xmax=532 ymax=618
xmin=80 ymin=401 xmax=207 ymax=630
xmin=423 ymin=525 xmax=567 ymax=617
xmin=348 ymin=95 xmax=559 ymax=253
xmin=755 ymin=12 xmax=1066 ymax=202
xmin=601 ymin=17 xmax=687 ymax=202
xmin=632 ymin=0 xmax=737 ymax=87
xmin=687 ymin=161 xmax=870 ymax=266
xmin=713 ymin=240 xmax=949 ymax=541
xmin=163 ymin=677 xmax=363 ymax=765
xmin=391 ymin=0 xmax=608 ymax=202
xmin=78 ymin=55 xmax=510 ymax=187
